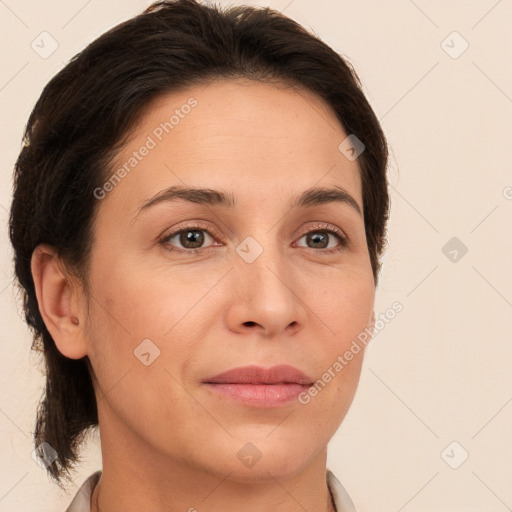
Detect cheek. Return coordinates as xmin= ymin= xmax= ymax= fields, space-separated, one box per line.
xmin=87 ymin=249 xmax=188 ymax=337
xmin=300 ymin=267 xmax=373 ymax=406
xmin=83 ymin=260 xmax=202 ymax=434
xmin=313 ymin=270 xmax=374 ymax=340
xmin=85 ymin=252 xmax=212 ymax=388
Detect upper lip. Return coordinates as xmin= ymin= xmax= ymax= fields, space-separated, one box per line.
xmin=203 ymin=364 xmax=314 ymax=385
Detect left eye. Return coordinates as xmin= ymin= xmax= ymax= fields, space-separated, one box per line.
xmin=295 ymin=229 xmax=346 ymax=250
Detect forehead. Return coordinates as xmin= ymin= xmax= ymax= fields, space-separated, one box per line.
xmin=101 ymin=78 xmax=362 ymax=217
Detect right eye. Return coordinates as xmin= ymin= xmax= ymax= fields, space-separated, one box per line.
xmin=159 ymin=222 xmax=222 ymax=254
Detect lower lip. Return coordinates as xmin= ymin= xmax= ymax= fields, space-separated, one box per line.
xmin=204 ymin=383 xmax=310 ymax=408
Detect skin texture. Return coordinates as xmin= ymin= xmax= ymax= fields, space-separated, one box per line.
xmin=31 ymin=78 xmax=376 ymax=512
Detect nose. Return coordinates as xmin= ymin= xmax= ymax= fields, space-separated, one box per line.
xmin=225 ymin=239 xmax=307 ymax=339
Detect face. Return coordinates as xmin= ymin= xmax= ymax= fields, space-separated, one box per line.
xmin=82 ymin=78 xmax=375 ymax=481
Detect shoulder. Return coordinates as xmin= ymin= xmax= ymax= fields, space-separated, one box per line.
xmin=63 ymin=470 xmax=102 ymax=512
xmin=326 ymin=468 xmax=358 ymax=512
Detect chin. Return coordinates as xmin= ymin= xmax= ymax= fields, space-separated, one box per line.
xmin=200 ymin=430 xmax=326 ymax=483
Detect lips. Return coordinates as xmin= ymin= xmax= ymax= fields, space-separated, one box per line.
xmin=202 ymin=365 xmax=314 ymax=408
xmin=203 ymin=364 xmax=314 ymax=385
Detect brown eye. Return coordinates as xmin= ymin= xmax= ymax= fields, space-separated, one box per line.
xmin=178 ymin=229 xmax=205 ymax=249
xmin=161 ymin=226 xmax=217 ymax=252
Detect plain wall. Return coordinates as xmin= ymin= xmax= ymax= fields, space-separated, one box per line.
xmin=0 ymin=1 xmax=511 ymax=511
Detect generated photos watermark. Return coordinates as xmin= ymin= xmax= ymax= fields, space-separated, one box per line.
xmin=298 ymin=301 xmax=403 ymax=404
xmin=93 ymin=97 xmax=198 ymax=200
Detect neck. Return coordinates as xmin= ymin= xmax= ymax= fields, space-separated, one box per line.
xmin=91 ymin=438 xmax=336 ymax=512
xmin=90 ymin=414 xmax=337 ymax=512
xmin=91 ymin=455 xmax=336 ymax=512
xmin=92 ymin=475 xmax=336 ymax=512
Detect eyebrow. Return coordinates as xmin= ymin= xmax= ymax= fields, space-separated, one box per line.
xmin=134 ymin=184 xmax=362 ymax=219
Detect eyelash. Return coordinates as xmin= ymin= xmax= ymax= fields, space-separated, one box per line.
xmin=159 ymin=221 xmax=348 ymax=255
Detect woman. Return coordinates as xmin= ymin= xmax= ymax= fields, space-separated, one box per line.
xmin=9 ymin=1 xmax=390 ymax=511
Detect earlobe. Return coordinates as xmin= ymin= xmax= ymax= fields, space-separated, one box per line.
xmin=30 ymin=243 xmax=88 ymax=359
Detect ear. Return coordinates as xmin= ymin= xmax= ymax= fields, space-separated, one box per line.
xmin=30 ymin=243 xmax=88 ymax=359
xmin=367 ymin=310 xmax=376 ymax=342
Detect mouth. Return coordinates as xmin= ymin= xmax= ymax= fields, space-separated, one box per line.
xmin=202 ymin=364 xmax=314 ymax=408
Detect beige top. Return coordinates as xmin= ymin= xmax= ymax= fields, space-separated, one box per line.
xmin=65 ymin=469 xmax=357 ymax=512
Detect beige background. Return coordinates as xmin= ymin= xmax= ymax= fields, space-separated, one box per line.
xmin=1 ymin=0 xmax=511 ymax=511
